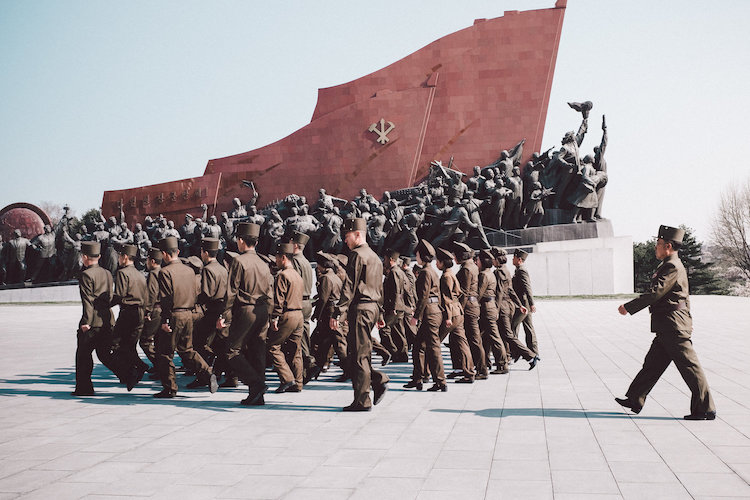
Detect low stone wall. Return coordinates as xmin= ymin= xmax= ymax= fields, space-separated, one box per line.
xmin=0 ymin=283 xmax=79 ymax=303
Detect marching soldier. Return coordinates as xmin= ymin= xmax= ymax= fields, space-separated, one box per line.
xmin=112 ymin=244 xmax=148 ymax=390
xmin=379 ymin=249 xmax=409 ymax=363
xmin=476 ymin=249 xmax=508 ymax=374
xmin=493 ymin=248 xmax=538 ymax=369
xmin=330 ymin=218 xmax=389 ymax=411
xmin=616 ymin=225 xmax=716 ymax=420
xmin=289 ymin=232 xmax=319 ymax=382
xmin=400 ymin=256 xmax=418 ymax=351
xmin=269 ymin=242 xmax=305 ymax=394
xmin=312 ymin=251 xmax=349 ymax=380
xmin=454 ymin=242 xmax=487 ymax=380
xmin=436 ymin=246 xmax=474 ymax=383
xmin=511 ymin=249 xmax=539 ymax=355
xmin=72 ymin=241 xmax=121 ymax=396
xmin=141 ymin=248 xmax=162 ymax=373
xmin=154 ymin=236 xmax=218 ymax=398
xmin=218 ymin=223 xmax=273 ymax=405
xmin=190 ymin=237 xmax=228 ymax=388
xmin=405 ymin=240 xmax=446 ymax=392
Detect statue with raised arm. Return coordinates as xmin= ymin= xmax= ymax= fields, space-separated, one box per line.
xmin=29 ymin=224 xmax=57 ymax=283
xmin=593 ymin=115 xmax=608 ymax=219
xmin=548 ymin=111 xmax=588 ymax=208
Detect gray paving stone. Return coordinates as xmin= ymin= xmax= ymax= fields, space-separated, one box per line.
xmin=0 ymin=297 xmax=748 ymax=498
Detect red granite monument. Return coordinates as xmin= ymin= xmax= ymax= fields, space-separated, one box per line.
xmin=102 ymin=1 xmax=567 ymax=224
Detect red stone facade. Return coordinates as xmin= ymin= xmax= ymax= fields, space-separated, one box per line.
xmin=102 ymin=1 xmax=566 ymax=225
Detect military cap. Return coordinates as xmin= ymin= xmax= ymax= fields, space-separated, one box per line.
xmin=236 ymin=222 xmax=260 ymax=239
xmin=316 ymin=251 xmax=336 ymax=265
xmin=478 ymin=249 xmax=494 ymax=262
xmin=148 ymin=247 xmax=163 ymax=262
xmin=201 ymin=237 xmax=220 ymax=252
xmin=657 ymin=225 xmax=685 ymax=244
xmin=513 ymin=248 xmax=529 ymax=260
xmin=81 ymin=241 xmax=100 ymax=257
xmin=400 ymin=256 xmax=411 ymax=266
xmin=415 ymin=239 xmax=435 ymax=258
xmin=120 ymin=244 xmax=138 ymax=258
xmin=276 ymin=242 xmax=295 ymax=255
xmin=491 ymin=247 xmax=507 ymax=258
xmin=181 ymin=255 xmax=203 ymax=273
xmin=159 ymin=236 xmax=179 ymax=252
xmin=336 ymin=254 xmax=348 ymax=268
xmin=436 ymin=247 xmax=455 ymax=262
xmin=342 ymin=217 xmax=367 ymax=233
xmin=453 ymin=241 xmax=473 ymax=255
xmin=383 ymin=248 xmax=400 ymax=261
xmin=292 ymin=231 xmax=310 ymax=247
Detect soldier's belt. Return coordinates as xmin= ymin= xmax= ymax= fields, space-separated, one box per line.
xmin=467 ymin=296 xmax=478 ymax=302
xmin=428 ymin=297 xmax=440 ymax=303
xmin=649 ymin=300 xmax=687 ymax=313
xmin=480 ymin=296 xmax=495 ymax=302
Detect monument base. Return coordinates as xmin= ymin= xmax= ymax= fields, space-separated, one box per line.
xmin=521 ymin=235 xmax=634 ymax=296
xmin=487 ymin=219 xmax=614 ymax=248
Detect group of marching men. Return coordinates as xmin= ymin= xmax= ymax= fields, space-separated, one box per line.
xmin=72 ymin=215 xmax=540 ymax=411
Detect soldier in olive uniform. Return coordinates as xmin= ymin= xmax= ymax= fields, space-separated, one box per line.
xmin=476 ymin=249 xmax=509 ymax=374
xmin=190 ymin=238 xmax=228 ymax=388
xmin=217 ymin=223 xmax=273 ymax=406
xmin=330 ymin=218 xmax=389 ymax=411
xmin=616 ymin=225 xmax=716 ymax=420
xmin=112 ymin=244 xmax=148 ymax=390
xmin=72 ymin=241 xmax=121 ymax=396
xmin=511 ymin=249 xmax=539 ymax=355
xmin=270 ymin=242 xmax=305 ymax=393
xmin=436 ymin=247 xmax=474 ymax=383
xmin=289 ymin=232 xmax=319 ymax=382
xmin=454 ymin=242 xmax=487 ymax=380
xmin=141 ymin=248 xmax=162 ymax=372
xmin=400 ymin=256 xmax=418 ymax=351
xmin=312 ymin=251 xmax=349 ymax=379
xmin=154 ymin=236 xmax=218 ymax=398
xmin=379 ymin=249 xmax=409 ymax=362
xmin=493 ymin=248 xmax=538 ymax=369
xmin=405 ymin=240 xmax=447 ymax=392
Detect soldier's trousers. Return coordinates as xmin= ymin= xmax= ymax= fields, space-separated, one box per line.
xmin=463 ymin=301 xmax=487 ymax=376
xmin=140 ymin=306 xmax=161 ymax=366
xmin=226 ymin=303 xmax=270 ymax=390
xmin=403 ymin=311 xmax=417 ymax=349
xmin=511 ymin=309 xmax=538 ymax=355
xmin=499 ymin=303 xmax=535 ymax=362
xmin=113 ymin=306 xmax=146 ymax=374
xmin=480 ymin=301 xmax=507 ymax=369
xmin=75 ymin=326 xmax=121 ymax=392
xmin=348 ymin=302 xmax=390 ymax=408
xmin=313 ymin=317 xmax=348 ymax=375
xmin=442 ymin=313 xmax=474 ymax=377
xmin=380 ymin=311 xmax=407 ymax=358
xmin=299 ymin=300 xmax=316 ymax=368
xmin=157 ymin=310 xmax=211 ymax=392
xmin=626 ymin=330 xmax=715 ymax=415
xmin=413 ymin=303 xmax=445 ymax=384
xmin=268 ymin=310 xmax=303 ymax=389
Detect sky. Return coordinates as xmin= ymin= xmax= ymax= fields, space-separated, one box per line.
xmin=2 ymin=0 xmax=749 ymax=244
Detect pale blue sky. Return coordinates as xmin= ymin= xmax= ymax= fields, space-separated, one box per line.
xmin=2 ymin=0 xmax=748 ymax=243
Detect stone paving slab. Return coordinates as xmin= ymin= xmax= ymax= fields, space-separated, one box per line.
xmin=0 ymin=296 xmax=749 ymax=499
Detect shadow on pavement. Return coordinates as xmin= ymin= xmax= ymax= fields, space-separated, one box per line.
xmin=431 ymin=407 xmax=677 ymax=420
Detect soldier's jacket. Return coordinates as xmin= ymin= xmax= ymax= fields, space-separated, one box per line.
xmin=334 ymin=243 xmax=383 ymax=319
xmin=624 ymin=252 xmax=692 ymax=332
xmin=144 ymin=266 xmax=161 ymax=318
xmin=414 ymin=265 xmax=440 ymax=320
xmin=402 ymin=266 xmax=417 ymax=310
xmin=223 ymin=249 xmax=273 ymax=324
xmin=197 ymin=259 xmax=228 ymax=314
xmin=291 ymin=254 xmax=314 ymax=300
xmin=383 ymin=265 xmax=408 ymax=314
xmin=79 ymin=263 xmax=114 ymax=329
xmin=512 ymin=265 xmax=534 ymax=308
xmin=315 ymin=268 xmax=342 ymax=321
xmin=113 ymin=263 xmax=147 ymax=307
xmin=477 ymin=268 xmax=497 ymax=302
xmin=158 ymin=259 xmax=197 ymax=320
xmin=272 ymin=267 xmax=304 ymax=320
xmin=439 ymin=267 xmax=463 ymax=320
xmin=495 ymin=265 xmax=523 ymax=311
xmin=456 ymin=259 xmax=479 ymax=309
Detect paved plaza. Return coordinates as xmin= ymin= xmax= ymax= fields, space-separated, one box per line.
xmin=0 ymin=296 xmax=749 ymax=499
